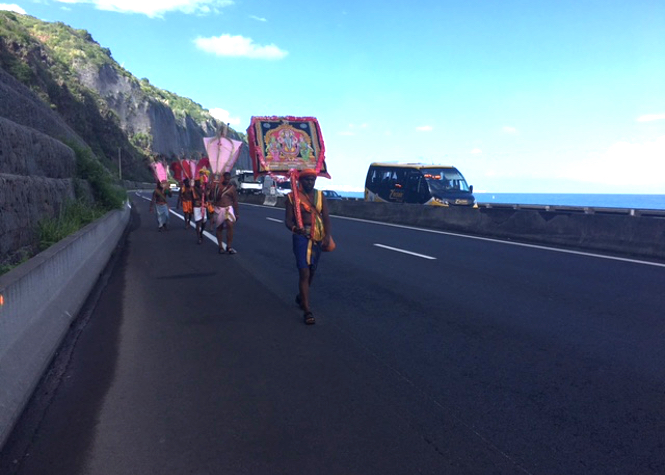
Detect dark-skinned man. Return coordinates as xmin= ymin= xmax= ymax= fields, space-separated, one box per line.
xmin=285 ymin=169 xmax=332 ymax=325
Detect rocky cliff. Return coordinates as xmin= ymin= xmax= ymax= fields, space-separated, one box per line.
xmin=0 ymin=11 xmax=249 ymax=266
xmin=0 ymin=11 xmax=249 ymax=178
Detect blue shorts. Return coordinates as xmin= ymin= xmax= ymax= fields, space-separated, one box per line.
xmin=292 ymin=234 xmax=322 ymax=270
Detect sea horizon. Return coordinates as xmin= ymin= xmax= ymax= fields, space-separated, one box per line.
xmin=335 ymin=191 xmax=665 ymax=210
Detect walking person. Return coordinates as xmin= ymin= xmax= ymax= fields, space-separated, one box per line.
xmin=149 ymin=181 xmax=172 ymax=231
xmin=284 ymin=169 xmax=332 ymax=325
xmin=192 ymin=179 xmax=207 ymax=244
xmin=210 ymin=172 xmax=239 ymax=254
xmin=176 ymin=178 xmax=194 ymax=229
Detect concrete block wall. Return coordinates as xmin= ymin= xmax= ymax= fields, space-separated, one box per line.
xmin=0 ymin=203 xmax=131 ymax=449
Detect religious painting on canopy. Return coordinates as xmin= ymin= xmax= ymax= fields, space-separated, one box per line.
xmin=247 ymin=116 xmax=330 ymax=178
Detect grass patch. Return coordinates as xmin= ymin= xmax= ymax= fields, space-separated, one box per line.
xmin=0 ymin=253 xmax=29 ymax=277
xmin=37 ymin=199 xmax=107 ymax=251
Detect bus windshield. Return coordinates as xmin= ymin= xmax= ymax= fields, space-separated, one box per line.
xmin=422 ymin=168 xmax=471 ymax=194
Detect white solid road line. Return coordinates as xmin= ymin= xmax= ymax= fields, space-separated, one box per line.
xmin=137 ymin=194 xmax=219 ymax=244
xmin=266 ymin=217 xmax=283 ymax=223
xmin=373 ymin=243 xmax=437 ymax=260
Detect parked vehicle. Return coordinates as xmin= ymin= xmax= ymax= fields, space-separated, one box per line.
xmin=260 ymin=175 xmax=291 ymax=196
xmin=365 ymin=162 xmax=476 ymax=207
xmin=235 ymin=170 xmax=262 ymax=194
xmin=322 ymin=190 xmax=343 ymax=200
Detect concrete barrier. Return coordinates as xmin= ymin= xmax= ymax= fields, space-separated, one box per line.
xmin=0 ymin=202 xmax=131 ymax=449
xmin=240 ymin=194 xmax=665 ymax=261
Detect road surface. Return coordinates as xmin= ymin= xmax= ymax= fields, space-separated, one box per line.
xmin=2 ymin=192 xmax=664 ymax=474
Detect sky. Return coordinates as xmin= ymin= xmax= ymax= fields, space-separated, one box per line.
xmin=1 ymin=0 xmax=664 ymax=194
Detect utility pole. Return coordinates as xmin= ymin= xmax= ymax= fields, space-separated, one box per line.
xmin=118 ymin=147 xmax=122 ymax=180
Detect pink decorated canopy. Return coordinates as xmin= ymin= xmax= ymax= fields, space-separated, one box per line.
xmin=204 ymin=136 xmax=243 ymax=175
xmin=170 ymin=159 xmax=196 ymax=184
xmin=150 ymin=161 xmax=168 ymax=183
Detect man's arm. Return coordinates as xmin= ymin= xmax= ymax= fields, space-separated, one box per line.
xmin=321 ymin=195 xmax=331 ymax=245
xmin=232 ymin=186 xmax=239 ymax=219
xmin=285 ymin=195 xmax=295 ymax=232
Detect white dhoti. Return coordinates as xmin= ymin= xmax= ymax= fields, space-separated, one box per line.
xmin=214 ymin=205 xmax=236 ymax=228
xmin=193 ymin=206 xmax=207 ymax=222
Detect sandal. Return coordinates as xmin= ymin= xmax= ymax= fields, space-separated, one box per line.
xmin=227 ymin=248 xmax=237 ymax=255
xmin=303 ymin=311 xmax=315 ymax=325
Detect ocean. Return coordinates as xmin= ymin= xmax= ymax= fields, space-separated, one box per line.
xmin=337 ymin=192 xmax=665 ymax=210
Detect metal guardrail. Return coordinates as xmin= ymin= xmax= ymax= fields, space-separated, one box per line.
xmin=338 ymin=197 xmax=665 ymax=218
xmin=476 ymin=202 xmax=665 ymax=218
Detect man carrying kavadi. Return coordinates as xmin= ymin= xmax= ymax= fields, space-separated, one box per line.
xmin=149 ymin=180 xmax=172 ymax=231
xmin=176 ymin=177 xmax=194 ymax=229
xmin=284 ymin=169 xmax=332 ymax=324
xmin=210 ymin=171 xmax=239 ymax=254
xmin=192 ymin=178 xmax=207 ymax=244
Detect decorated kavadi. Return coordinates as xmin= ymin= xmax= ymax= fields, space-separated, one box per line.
xmin=150 ymin=161 xmax=168 ymax=184
xmin=204 ymin=125 xmax=243 ymax=177
xmin=247 ymin=116 xmax=330 ymax=179
xmin=170 ymin=159 xmax=196 ymax=184
xmin=248 ymin=116 xmax=330 ymax=230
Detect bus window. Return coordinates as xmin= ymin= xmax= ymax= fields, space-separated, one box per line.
xmin=366 ymin=163 xmax=475 ymax=206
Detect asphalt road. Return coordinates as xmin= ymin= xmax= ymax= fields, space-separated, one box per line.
xmin=2 ymin=192 xmax=664 ymax=474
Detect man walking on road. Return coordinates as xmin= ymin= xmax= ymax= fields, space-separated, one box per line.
xmin=149 ymin=181 xmax=172 ymax=232
xmin=192 ymin=179 xmax=207 ymax=244
xmin=210 ymin=172 xmax=239 ymax=254
xmin=176 ymin=178 xmax=194 ymax=229
xmin=285 ymin=169 xmax=332 ymax=325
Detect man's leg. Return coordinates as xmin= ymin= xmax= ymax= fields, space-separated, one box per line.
xmin=216 ymin=224 xmax=225 ymax=253
xmin=299 ymin=268 xmax=311 ymax=313
xmin=226 ymin=222 xmax=235 ymax=254
xmin=196 ymin=220 xmax=204 ymax=243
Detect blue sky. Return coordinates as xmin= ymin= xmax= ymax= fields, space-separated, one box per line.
xmin=2 ymin=0 xmax=664 ymax=193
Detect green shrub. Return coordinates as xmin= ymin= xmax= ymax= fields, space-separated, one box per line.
xmin=37 ymin=200 xmax=106 ymax=251
xmin=66 ymin=140 xmax=126 ymax=210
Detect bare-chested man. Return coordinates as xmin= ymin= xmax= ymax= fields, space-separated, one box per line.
xmin=191 ymin=179 xmax=207 ymax=244
xmin=176 ymin=178 xmax=194 ymax=229
xmin=209 ymin=172 xmax=239 ymax=254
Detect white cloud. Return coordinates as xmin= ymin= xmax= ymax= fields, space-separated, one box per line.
xmin=249 ymin=15 xmax=266 ymax=22
xmin=502 ymin=126 xmax=518 ymax=134
xmin=209 ymin=108 xmax=240 ymax=126
xmin=53 ymin=0 xmax=233 ymax=18
xmin=194 ymin=34 xmax=287 ymax=59
xmin=565 ymin=136 xmax=665 ymax=188
xmin=637 ymin=113 xmax=665 ymax=123
xmin=416 ymin=125 xmax=433 ymax=132
xmin=470 ymin=148 xmax=482 ymax=154
xmin=0 ymin=3 xmax=26 ymax=13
